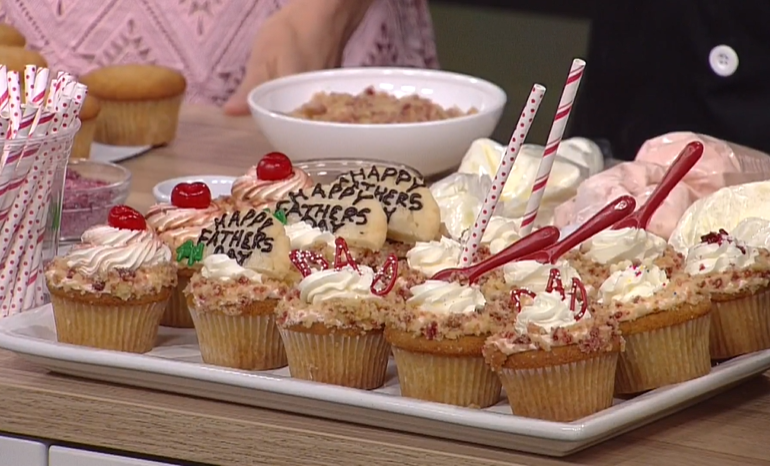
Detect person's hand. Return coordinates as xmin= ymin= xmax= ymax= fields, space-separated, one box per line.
xmin=223 ymin=0 xmax=373 ymax=116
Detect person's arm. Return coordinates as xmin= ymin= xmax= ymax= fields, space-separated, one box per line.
xmin=223 ymin=0 xmax=375 ymax=115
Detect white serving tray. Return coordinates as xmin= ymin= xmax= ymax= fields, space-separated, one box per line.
xmin=1 ymin=306 xmax=769 ymax=457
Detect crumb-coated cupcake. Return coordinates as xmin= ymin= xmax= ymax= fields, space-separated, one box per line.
xmin=145 ymin=182 xmax=225 ymax=328
xmin=70 ymin=94 xmax=101 ymax=159
xmin=565 ymin=227 xmax=683 ymax=290
xmin=385 ymin=280 xmax=505 ymax=408
xmin=481 ymin=259 xmax=583 ymax=301
xmin=80 ymin=64 xmax=186 ymax=146
xmin=595 ymin=264 xmax=711 ymax=394
xmin=484 ymin=288 xmax=622 ymax=421
xmin=684 ymin=229 xmax=770 ymax=359
xmin=0 ymin=24 xmax=25 ymax=47
xmin=276 ymin=263 xmax=398 ymax=389
xmin=185 ymin=254 xmax=290 ymax=370
xmin=44 ymin=206 xmax=176 ymax=353
xmin=231 ymin=152 xmax=313 ymax=210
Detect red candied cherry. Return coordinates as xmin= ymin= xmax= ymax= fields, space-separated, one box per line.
xmin=256 ymin=152 xmax=293 ymax=181
xmin=108 ymin=205 xmax=146 ymax=231
xmin=171 ymin=182 xmax=212 ymax=209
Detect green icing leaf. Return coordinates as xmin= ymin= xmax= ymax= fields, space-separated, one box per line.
xmin=272 ymin=209 xmax=288 ymax=225
xmin=176 ymin=240 xmax=204 ymax=267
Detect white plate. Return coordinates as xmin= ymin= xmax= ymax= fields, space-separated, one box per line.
xmin=152 ymin=176 xmax=235 ymax=203
xmin=90 ymin=143 xmax=152 ymax=164
xmin=248 ymin=67 xmax=506 ymax=177
xmin=1 ymin=306 xmax=769 ymax=456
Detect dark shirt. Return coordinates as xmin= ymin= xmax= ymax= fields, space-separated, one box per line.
xmin=570 ymin=1 xmax=770 ymax=160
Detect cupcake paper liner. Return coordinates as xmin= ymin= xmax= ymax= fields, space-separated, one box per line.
xmin=710 ymin=288 xmax=770 ymax=359
xmin=279 ymin=327 xmax=390 ymax=390
xmin=392 ymin=348 xmax=501 ymax=408
xmin=161 ymin=270 xmax=195 ymax=328
xmin=94 ymin=95 xmax=183 ymax=146
xmin=50 ymin=294 xmax=167 ymax=354
xmin=190 ymin=309 xmax=286 ymax=371
xmin=498 ymin=352 xmax=619 ymax=422
xmin=616 ymin=314 xmax=711 ymax=394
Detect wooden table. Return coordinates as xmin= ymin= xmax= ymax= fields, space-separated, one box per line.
xmin=1 ymin=105 xmax=770 ymax=465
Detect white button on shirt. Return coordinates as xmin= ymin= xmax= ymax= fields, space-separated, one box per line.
xmin=709 ymin=45 xmax=739 ymax=77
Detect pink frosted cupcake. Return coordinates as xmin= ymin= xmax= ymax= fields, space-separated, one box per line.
xmin=146 ymin=182 xmax=225 ymax=328
xmin=231 ymin=152 xmax=312 ymax=210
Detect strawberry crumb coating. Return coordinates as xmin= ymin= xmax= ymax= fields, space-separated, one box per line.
xmin=386 ymin=280 xmax=509 ymax=341
xmin=683 ymin=229 xmax=770 ymax=295
xmin=592 ymin=264 xmax=707 ymax=323
xmin=483 ymin=290 xmax=622 ymax=369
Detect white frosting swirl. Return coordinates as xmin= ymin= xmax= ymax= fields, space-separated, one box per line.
xmin=298 ymin=265 xmax=378 ymax=304
xmin=514 ymin=291 xmax=582 ymax=334
xmin=285 ymin=221 xmax=335 ymax=250
xmin=407 ymin=280 xmax=486 ymax=315
xmin=582 ymin=227 xmax=667 ymax=265
xmin=684 ymin=238 xmax=758 ymax=275
xmin=503 ymin=260 xmax=581 ymax=293
xmin=406 ymin=236 xmax=462 ymax=278
xmin=66 ymin=226 xmax=171 ymax=276
xmin=599 ymin=264 xmax=669 ymax=304
xmin=200 ymin=254 xmax=262 ymax=282
xmin=732 ymin=218 xmax=770 ymax=249
xmin=481 ymin=216 xmax=520 ymax=254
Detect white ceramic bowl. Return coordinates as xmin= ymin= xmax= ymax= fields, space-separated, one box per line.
xmin=248 ymin=67 xmax=506 ymax=176
xmin=153 ymin=176 xmax=235 ymax=204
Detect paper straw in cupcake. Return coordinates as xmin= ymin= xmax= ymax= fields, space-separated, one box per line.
xmin=459 ymin=83 xmax=546 ymax=265
xmin=519 ymin=59 xmax=586 ymax=236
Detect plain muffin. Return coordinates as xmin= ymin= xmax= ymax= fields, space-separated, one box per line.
xmin=71 ymin=94 xmax=101 ymax=159
xmin=0 ymin=24 xmax=25 ymax=47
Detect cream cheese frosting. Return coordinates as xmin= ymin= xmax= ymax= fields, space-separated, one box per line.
xmin=284 ymin=221 xmax=335 ymax=250
xmin=684 ymin=235 xmax=758 ymax=276
xmin=407 ymin=280 xmax=486 ymax=315
xmin=514 ymin=291 xmax=584 ymax=335
xmin=200 ymin=254 xmax=262 ymax=282
xmin=65 ymin=225 xmax=171 ymax=276
xmin=599 ymin=264 xmax=669 ymax=304
xmin=298 ymin=265 xmax=379 ymax=304
xmin=503 ymin=260 xmax=581 ymax=293
xmin=581 ymin=227 xmax=667 ymax=265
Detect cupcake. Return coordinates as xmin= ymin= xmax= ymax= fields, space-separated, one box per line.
xmin=0 ymin=46 xmax=46 ymax=93
xmin=483 ymin=283 xmax=622 ymax=421
xmin=70 ymin=95 xmax=101 ymax=160
xmin=595 ymin=264 xmax=711 ymax=394
xmin=481 ymin=259 xmax=583 ymax=301
xmin=80 ymin=64 xmax=186 ymax=146
xmin=565 ymin=227 xmax=683 ymax=290
xmin=0 ymin=24 xmax=25 ymax=47
xmin=44 ymin=205 xmax=176 ymax=353
xmin=683 ymin=229 xmax=770 ymax=359
xmin=185 ymin=254 xmax=290 ymax=370
xmin=386 ymin=279 xmax=504 ymax=408
xmin=145 ymin=182 xmax=225 ymax=328
xmin=276 ymin=246 xmax=399 ymax=389
xmin=231 ymin=152 xmax=312 ymax=210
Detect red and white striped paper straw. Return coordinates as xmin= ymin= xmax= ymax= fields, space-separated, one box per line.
xmin=459 ymin=83 xmax=546 ymax=264
xmin=23 ymin=65 xmax=36 ymax=104
xmin=31 ymin=68 xmax=49 ymax=107
xmin=0 ymin=65 xmax=9 ymax=114
xmin=519 ymin=59 xmax=585 ymax=236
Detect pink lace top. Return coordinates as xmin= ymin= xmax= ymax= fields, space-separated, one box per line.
xmin=0 ymin=0 xmax=438 ymax=104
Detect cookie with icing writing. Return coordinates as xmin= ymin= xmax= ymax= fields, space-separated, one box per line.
xmin=337 ymin=166 xmax=440 ymax=243
xmin=196 ymin=208 xmax=292 ymax=279
xmin=275 ymin=182 xmax=387 ymax=251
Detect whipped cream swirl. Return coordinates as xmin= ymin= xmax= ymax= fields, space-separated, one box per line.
xmin=408 ymin=280 xmax=486 ymax=315
xmin=201 ymin=254 xmax=262 ymax=282
xmin=145 ymin=202 xmax=223 ymax=248
xmin=231 ymin=167 xmax=312 ymax=208
xmin=503 ymin=260 xmax=581 ymax=293
xmin=599 ymin=264 xmax=669 ymax=304
xmin=406 ymin=236 xmax=462 ymax=278
xmin=66 ymin=226 xmax=171 ymax=276
xmin=685 ymin=237 xmax=758 ymax=275
xmin=732 ymin=218 xmax=770 ymax=249
xmin=581 ymin=227 xmax=667 ymax=265
xmin=481 ymin=216 xmax=520 ymax=254
xmin=285 ymin=221 xmax=335 ymax=250
xmin=514 ymin=291 xmax=583 ymax=335
xmin=298 ymin=265 xmax=379 ymax=304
